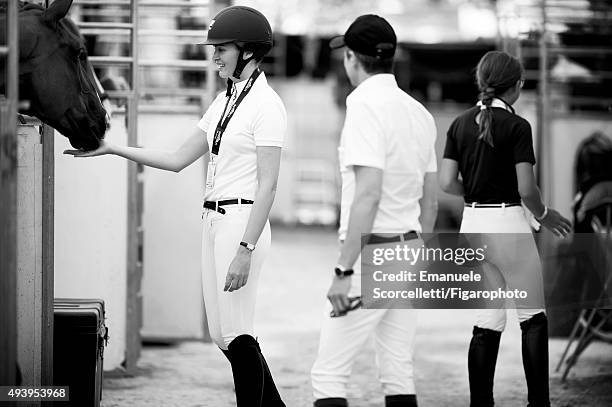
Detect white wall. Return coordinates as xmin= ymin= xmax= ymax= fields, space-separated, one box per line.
xmin=53 ymin=115 xmax=128 ymax=371
xmin=139 ymin=113 xmax=206 ymax=340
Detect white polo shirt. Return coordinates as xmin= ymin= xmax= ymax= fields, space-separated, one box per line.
xmin=198 ymin=72 xmax=286 ymax=201
xmin=338 ymin=74 xmax=437 ymax=240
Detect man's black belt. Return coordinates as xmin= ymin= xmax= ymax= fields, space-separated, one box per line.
xmin=367 ymin=231 xmax=418 ymax=245
xmin=203 ymin=198 xmax=253 ymax=214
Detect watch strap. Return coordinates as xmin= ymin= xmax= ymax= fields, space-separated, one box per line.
xmin=334 ymin=266 xmax=354 ymax=277
xmin=240 ymin=241 xmax=255 ymax=252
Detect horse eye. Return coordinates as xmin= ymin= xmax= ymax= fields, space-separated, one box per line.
xmin=77 ymin=49 xmax=87 ymax=60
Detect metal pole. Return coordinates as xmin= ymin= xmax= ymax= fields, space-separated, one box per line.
xmin=125 ymin=0 xmax=142 ymax=373
xmin=537 ymin=0 xmax=549 ymax=196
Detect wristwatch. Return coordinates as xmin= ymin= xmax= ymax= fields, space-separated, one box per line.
xmin=334 ymin=265 xmax=354 ymax=277
xmin=240 ymin=241 xmax=256 ymax=252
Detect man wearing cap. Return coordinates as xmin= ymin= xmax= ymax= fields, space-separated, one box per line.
xmin=310 ymin=14 xmax=438 ymax=407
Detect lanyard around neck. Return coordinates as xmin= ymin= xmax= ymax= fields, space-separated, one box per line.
xmin=211 ymin=68 xmax=262 ymax=156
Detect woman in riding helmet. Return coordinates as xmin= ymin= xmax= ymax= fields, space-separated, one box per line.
xmin=66 ymin=6 xmax=287 ymax=406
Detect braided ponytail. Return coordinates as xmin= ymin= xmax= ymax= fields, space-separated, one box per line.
xmin=475 ymin=51 xmax=524 ymax=148
xmin=477 ymin=86 xmax=496 ymax=147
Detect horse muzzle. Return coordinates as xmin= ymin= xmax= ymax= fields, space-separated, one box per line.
xmin=62 ymin=107 xmax=107 ymax=151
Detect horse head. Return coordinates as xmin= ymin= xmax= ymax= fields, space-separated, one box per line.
xmin=10 ymin=0 xmax=108 ymax=150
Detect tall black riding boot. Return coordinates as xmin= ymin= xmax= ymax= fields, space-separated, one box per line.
xmin=227 ymin=334 xmax=265 ymax=407
xmin=468 ymin=326 xmax=502 ymax=407
xmin=313 ymin=398 xmax=348 ymax=407
xmin=254 ymin=340 xmax=286 ymax=407
xmin=385 ymin=394 xmax=418 ymax=407
xmin=520 ymin=313 xmax=551 ymax=407
xmin=221 ymin=347 xmax=231 ymax=362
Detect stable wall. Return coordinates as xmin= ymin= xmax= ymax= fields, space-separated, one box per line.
xmin=138 ymin=113 xmax=206 ymax=341
xmin=53 ymin=115 xmax=128 ymax=371
xmin=16 ymin=118 xmax=53 ymax=395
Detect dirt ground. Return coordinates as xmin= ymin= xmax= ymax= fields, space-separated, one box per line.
xmin=101 ymin=227 xmax=612 ymax=407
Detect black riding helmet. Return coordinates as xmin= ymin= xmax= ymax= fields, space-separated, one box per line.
xmin=201 ymin=5 xmax=273 ymax=80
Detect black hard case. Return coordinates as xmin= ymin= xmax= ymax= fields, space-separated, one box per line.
xmin=53 ymin=298 xmax=108 ymax=407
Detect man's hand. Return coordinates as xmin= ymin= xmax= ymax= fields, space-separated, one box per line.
xmin=327 ymin=275 xmax=351 ymax=316
xmin=224 ymin=249 xmax=252 ymax=292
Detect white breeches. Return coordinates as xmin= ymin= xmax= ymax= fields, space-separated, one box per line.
xmin=201 ymin=205 xmax=271 ymax=349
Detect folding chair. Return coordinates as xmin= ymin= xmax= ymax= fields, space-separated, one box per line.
xmin=556 ymin=181 xmax=612 ymax=381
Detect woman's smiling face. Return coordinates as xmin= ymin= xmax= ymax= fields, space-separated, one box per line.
xmin=213 ymin=43 xmax=240 ymax=79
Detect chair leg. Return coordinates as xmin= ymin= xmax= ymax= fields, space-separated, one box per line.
xmin=561 ymin=308 xmax=597 ymax=382
xmin=556 ymin=309 xmax=586 ymax=372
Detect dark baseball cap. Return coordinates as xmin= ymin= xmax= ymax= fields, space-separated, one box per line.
xmin=329 ymin=14 xmax=397 ymax=59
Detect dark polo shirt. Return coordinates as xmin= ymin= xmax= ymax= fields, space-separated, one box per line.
xmin=443 ymin=106 xmax=536 ymax=204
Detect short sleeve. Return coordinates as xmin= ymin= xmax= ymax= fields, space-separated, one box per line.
xmin=443 ymin=119 xmax=459 ymax=161
xmin=513 ymin=120 xmax=536 ymax=165
xmin=197 ymin=92 xmax=225 ymax=133
xmin=252 ymin=93 xmax=286 ymax=147
xmin=342 ymin=98 xmax=385 ymax=169
xmin=426 ymin=118 xmax=438 ymax=172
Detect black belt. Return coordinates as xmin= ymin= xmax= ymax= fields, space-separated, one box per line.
xmin=203 ymin=198 xmax=253 ymax=214
xmin=465 ymin=202 xmax=521 ymax=208
xmin=367 ymin=231 xmax=418 ymax=245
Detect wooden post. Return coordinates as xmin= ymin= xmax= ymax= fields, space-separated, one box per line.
xmin=15 ymin=118 xmax=54 ymax=407
xmin=0 ymin=0 xmax=19 ymax=388
xmin=41 ymin=125 xmax=54 ymax=386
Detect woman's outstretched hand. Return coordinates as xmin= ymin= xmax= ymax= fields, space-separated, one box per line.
xmin=539 ymin=208 xmax=572 ymax=237
xmin=64 ymin=139 xmax=113 ymax=157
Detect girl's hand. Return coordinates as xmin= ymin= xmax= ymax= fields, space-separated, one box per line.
xmin=224 ymin=249 xmax=252 ymax=292
xmin=64 ymin=139 xmax=113 ymax=157
xmin=539 ymin=208 xmax=572 ymax=237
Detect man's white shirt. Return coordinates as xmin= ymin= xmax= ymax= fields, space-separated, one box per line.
xmin=338 ymin=74 xmax=437 ymax=240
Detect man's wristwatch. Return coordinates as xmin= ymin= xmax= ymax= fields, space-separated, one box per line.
xmin=334 ymin=265 xmax=354 ymax=278
xmin=240 ymin=241 xmax=256 ymax=252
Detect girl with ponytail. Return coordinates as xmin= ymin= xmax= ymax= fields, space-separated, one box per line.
xmin=440 ymin=50 xmax=572 ymax=407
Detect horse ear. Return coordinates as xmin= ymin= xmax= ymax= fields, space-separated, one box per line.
xmin=42 ymin=0 xmax=74 ymax=25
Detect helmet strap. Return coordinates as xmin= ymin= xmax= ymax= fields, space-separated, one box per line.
xmin=231 ymin=46 xmax=255 ymax=80
xmin=225 ymin=79 xmax=233 ymax=97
